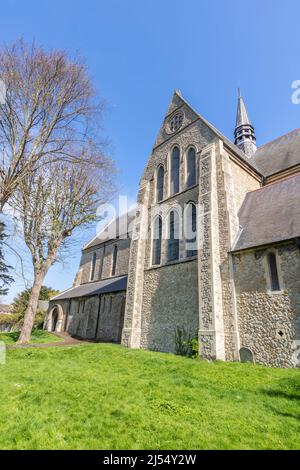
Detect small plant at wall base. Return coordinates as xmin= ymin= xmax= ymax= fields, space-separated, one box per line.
xmin=175 ymin=327 xmax=199 ymax=358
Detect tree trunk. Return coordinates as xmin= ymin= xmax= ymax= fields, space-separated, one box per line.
xmin=0 ymin=198 xmax=6 ymax=213
xmin=17 ymin=271 xmax=44 ymax=344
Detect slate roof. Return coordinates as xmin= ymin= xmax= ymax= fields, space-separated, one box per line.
xmin=253 ymin=128 xmax=300 ymax=176
xmin=232 ymin=174 xmax=300 ymax=252
xmin=51 ymin=275 xmax=127 ymax=301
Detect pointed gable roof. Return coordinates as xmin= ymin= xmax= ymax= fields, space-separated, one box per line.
xmin=152 ymin=90 xmax=199 ymax=149
xmin=165 ymin=89 xmax=184 ymax=115
xmin=151 ymin=91 xmax=261 ymax=175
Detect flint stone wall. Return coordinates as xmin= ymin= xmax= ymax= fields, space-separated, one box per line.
xmin=233 ymin=243 xmax=300 ymax=367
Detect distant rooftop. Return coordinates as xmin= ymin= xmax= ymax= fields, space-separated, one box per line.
xmin=0 ymin=304 xmax=13 ymax=314
xmin=52 ymin=275 xmax=128 ymax=300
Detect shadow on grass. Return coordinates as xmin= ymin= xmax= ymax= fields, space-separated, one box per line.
xmin=261 ymin=376 xmax=300 ymax=402
xmin=261 ymin=376 xmax=300 ymax=421
xmin=263 ymin=389 xmax=300 ymax=401
xmin=0 ymin=328 xmax=60 ymax=345
xmin=266 ymin=406 xmax=300 ymax=421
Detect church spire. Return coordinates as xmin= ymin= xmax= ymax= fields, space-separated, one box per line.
xmin=234 ymin=89 xmax=257 ymax=158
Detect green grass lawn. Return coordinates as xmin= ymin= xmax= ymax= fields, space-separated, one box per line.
xmin=0 ymin=329 xmax=61 ymax=345
xmin=0 ymin=343 xmax=299 ymax=450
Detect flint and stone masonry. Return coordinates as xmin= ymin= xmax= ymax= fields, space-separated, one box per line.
xmin=45 ymin=91 xmax=300 ymax=367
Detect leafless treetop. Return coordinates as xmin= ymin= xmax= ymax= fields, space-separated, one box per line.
xmin=0 ymin=39 xmax=109 ymax=209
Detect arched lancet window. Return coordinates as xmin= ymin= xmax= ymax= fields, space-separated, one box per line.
xmin=157 ymin=166 xmax=164 ymax=202
xmin=111 ymin=245 xmax=118 ymax=276
xmin=90 ymin=252 xmax=97 ymax=281
xmin=171 ymin=146 xmax=180 ymax=195
xmin=185 ymin=203 xmax=197 ymax=257
xmin=168 ymin=210 xmax=179 ymax=262
xmin=268 ymin=252 xmax=280 ymax=291
xmin=152 ymin=216 xmax=162 ymax=266
xmin=186 ymin=147 xmax=196 ymax=187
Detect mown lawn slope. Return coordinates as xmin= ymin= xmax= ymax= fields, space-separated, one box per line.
xmin=0 ymin=343 xmax=299 ymax=449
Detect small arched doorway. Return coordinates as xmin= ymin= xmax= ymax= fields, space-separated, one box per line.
xmin=47 ymin=304 xmax=65 ymax=333
xmin=52 ymin=309 xmax=59 ymax=332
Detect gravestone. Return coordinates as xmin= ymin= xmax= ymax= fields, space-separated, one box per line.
xmin=239 ymin=347 xmax=254 ymax=363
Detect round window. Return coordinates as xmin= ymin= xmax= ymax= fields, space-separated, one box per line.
xmin=168 ymin=112 xmax=183 ymax=133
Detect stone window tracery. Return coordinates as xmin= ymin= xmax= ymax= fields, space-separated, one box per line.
xmin=169 ymin=112 xmax=183 ymax=133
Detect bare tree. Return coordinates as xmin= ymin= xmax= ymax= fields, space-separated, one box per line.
xmin=13 ymin=156 xmax=114 ymax=344
xmin=0 ymin=39 xmax=106 ymax=210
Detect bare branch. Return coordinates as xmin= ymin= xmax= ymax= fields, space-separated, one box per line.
xmin=0 ymin=38 xmax=108 ymax=210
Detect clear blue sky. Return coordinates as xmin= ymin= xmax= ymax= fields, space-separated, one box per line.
xmin=1 ymin=0 xmax=300 ymax=302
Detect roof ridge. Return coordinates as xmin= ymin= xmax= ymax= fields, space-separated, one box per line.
xmin=247 ymin=172 xmax=300 ymax=195
xmin=257 ymin=127 xmax=300 ymax=150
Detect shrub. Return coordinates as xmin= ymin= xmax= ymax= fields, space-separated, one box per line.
xmin=11 ymin=285 xmax=58 ymax=329
xmin=34 ymin=309 xmax=46 ymax=329
xmin=0 ymin=309 xmax=46 ymax=330
xmin=175 ymin=327 xmax=199 ymax=358
xmin=0 ymin=313 xmax=19 ymax=325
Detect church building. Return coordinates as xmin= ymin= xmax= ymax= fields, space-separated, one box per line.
xmin=44 ymin=91 xmax=300 ymax=368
